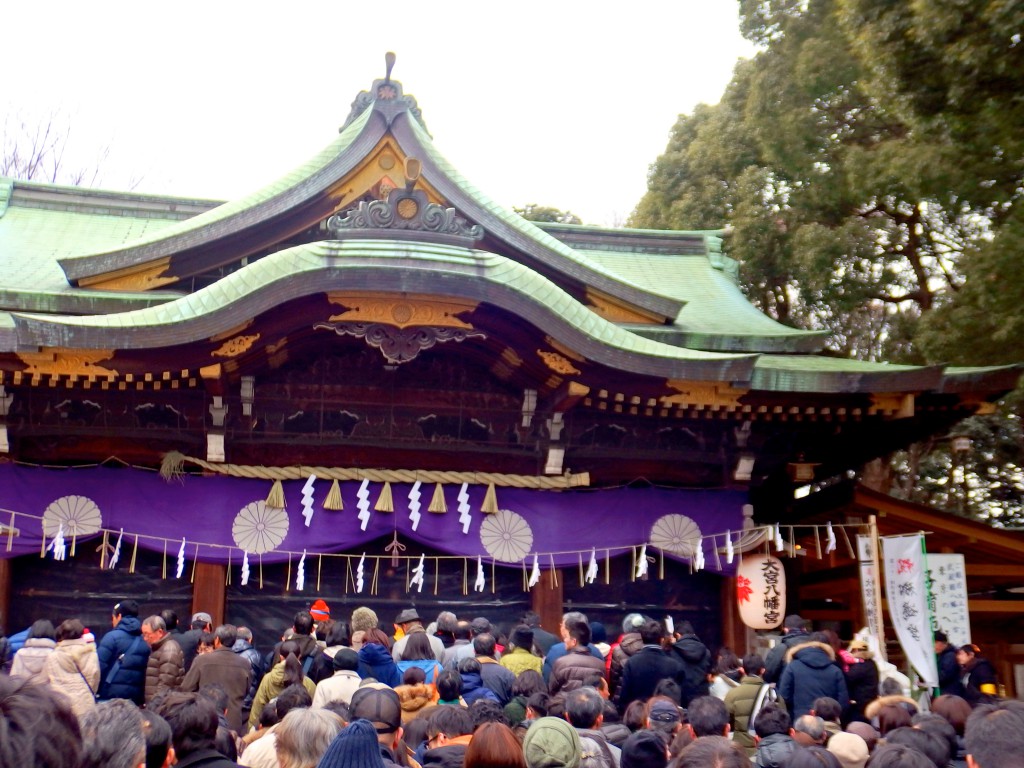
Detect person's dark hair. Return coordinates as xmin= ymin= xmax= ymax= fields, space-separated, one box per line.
xmin=114 ymin=599 xmax=140 ymax=618
xmin=567 ymin=621 xmax=592 ymax=648
xmin=454 ymin=621 xmax=473 ymax=641
xmin=866 ymin=743 xmax=936 ymax=768
xmin=278 ymin=639 xmax=305 ymax=688
xmin=753 ymin=703 xmax=790 ymax=738
xmin=676 ymin=735 xmax=748 ymax=768
xmin=601 ymin=699 xmax=621 ymax=725
xmin=812 ymin=696 xmax=841 ymax=722
xmin=403 ymin=665 xmax=427 ymax=685
xmin=404 ymin=715 xmax=431 ymax=749
xmin=321 ymin=700 xmax=350 ymax=724
xmin=428 ymin=703 xmax=475 ymax=739
xmin=564 ymin=686 xmax=604 ymax=729
xmin=198 ymin=632 xmax=214 ymax=652
xmin=27 ymin=618 xmax=56 ymax=641
xmin=580 ymin=672 xmax=605 ymax=691
xmin=934 ymin=630 xmax=948 ymax=643
xmin=742 ymin=653 xmax=765 ymax=675
xmin=965 ymin=702 xmax=1024 ymax=768
xmin=512 ymin=669 xmax=545 ymax=697
xmin=884 ymin=726 xmax=947 ymax=768
xmin=526 ymin=691 xmax=550 ymax=718
xmin=402 ymin=630 xmax=436 ymax=661
xmin=191 ymin=618 xmax=208 ymax=631
xmin=364 ymin=627 xmax=393 ymax=649
xmin=140 ymin=710 xmax=172 ymax=768
xmin=325 ymin=620 xmax=351 ymax=647
xmin=520 ymin=611 xmax=542 ymax=629
xmin=876 ymin=703 xmax=913 ymax=735
xmin=652 ymin=677 xmax=682 ymax=705
xmin=638 ymin=619 xmax=664 ymax=646
xmin=459 ymin=656 xmax=483 ymax=675
xmin=473 ymin=632 xmax=498 ymax=658
xmin=465 ymin=721 xmax=526 ymax=768
xmin=80 ymin=698 xmax=145 ymax=768
xmin=931 ymin=693 xmax=972 ymax=736
xmin=879 ymin=677 xmax=903 ymax=696
xmin=276 ymin=683 xmax=314 ymax=718
xmin=293 ymin=611 xmax=314 ymax=636
xmin=620 ymin=729 xmax=669 ymax=768
xmin=315 ymin=618 xmax=335 ymax=642
xmin=676 ymin=620 xmax=695 ymax=636
xmin=197 ymin=683 xmax=229 ymax=714
xmin=787 ymin=745 xmax=842 ymax=768
xmin=155 ymin=692 xmax=218 ymax=757
xmin=259 ymin=700 xmax=280 ymax=729
xmin=55 ymin=618 xmax=85 ymax=642
xmin=0 ymin=674 xmax=82 ymax=767
xmin=160 ymin=609 xmax=178 ymax=633
xmin=470 ymin=698 xmax=509 ymax=728
xmin=912 ymin=715 xmax=957 ymax=763
xmin=686 ymin=696 xmax=729 ymax=737
xmin=213 ymin=624 xmax=237 ymax=648
xmin=713 ymin=648 xmax=741 ymax=676
xmin=623 ymin=699 xmax=647 ymax=732
xmin=436 ymin=669 xmax=463 ymax=701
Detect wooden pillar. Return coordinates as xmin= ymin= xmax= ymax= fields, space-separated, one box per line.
xmin=721 ymin=575 xmax=749 ymax=653
xmin=192 ymin=562 xmax=227 ymax=626
xmin=0 ymin=558 xmax=10 ymax=634
xmin=532 ymin=568 xmax=564 ymax=636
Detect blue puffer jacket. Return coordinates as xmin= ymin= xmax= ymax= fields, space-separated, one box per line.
xmin=97 ymin=616 xmax=150 ymax=703
xmin=359 ymin=643 xmax=401 ymax=688
xmin=461 ymin=670 xmax=500 ymax=705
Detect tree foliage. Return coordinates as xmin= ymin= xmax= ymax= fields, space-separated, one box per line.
xmin=514 ymin=204 xmax=582 ymax=225
xmin=632 ymin=0 xmax=1024 ymax=520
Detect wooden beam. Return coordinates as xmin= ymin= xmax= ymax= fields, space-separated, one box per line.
xmin=966 ymin=600 xmax=1024 ymax=615
xmin=966 ymin=564 xmax=1024 ymax=578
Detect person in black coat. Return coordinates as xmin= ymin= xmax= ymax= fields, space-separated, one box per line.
xmin=935 ymin=631 xmax=965 ymax=697
xmin=841 ymin=639 xmax=879 ymax=724
xmin=670 ymin=621 xmax=712 ymax=707
xmin=156 ymin=691 xmax=241 ymax=767
xmin=957 ymin=643 xmax=998 ymax=705
xmin=617 ymin=618 xmax=684 ymax=712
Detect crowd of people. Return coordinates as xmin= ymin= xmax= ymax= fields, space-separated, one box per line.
xmin=0 ymin=602 xmax=1019 ymax=768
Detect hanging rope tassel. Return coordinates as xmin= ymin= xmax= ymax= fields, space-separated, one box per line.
xmin=266 ymin=480 xmax=286 ymax=509
xmin=375 ymin=482 xmax=394 ymax=512
xmin=429 ymin=483 xmax=447 ymax=513
xmin=480 ymin=483 xmax=499 ymax=514
xmin=323 ymin=479 xmax=344 ymax=510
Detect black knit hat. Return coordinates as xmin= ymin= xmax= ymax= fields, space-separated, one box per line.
xmin=621 ymin=730 xmax=668 ymax=768
xmin=510 ymin=624 xmax=534 ymax=650
xmin=318 ymin=719 xmax=386 ymax=768
xmin=333 ymin=647 xmax=360 ymax=672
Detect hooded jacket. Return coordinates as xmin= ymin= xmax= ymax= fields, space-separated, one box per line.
xmin=45 ymin=637 xmax=100 ymax=719
xmin=608 ymin=632 xmax=642 ymax=698
xmin=763 ymin=628 xmax=808 ymax=684
xmin=396 ymin=681 xmax=436 ymax=722
xmin=10 ymin=637 xmax=56 ymax=685
xmin=461 ymin=669 xmax=501 ymax=705
xmin=670 ymin=633 xmax=712 ymax=706
xmin=97 ymin=616 xmax=150 ymax=703
xmin=248 ymin=658 xmax=316 ymax=728
xmin=754 ymin=732 xmax=798 ymax=768
xmin=778 ymin=641 xmax=849 ymax=718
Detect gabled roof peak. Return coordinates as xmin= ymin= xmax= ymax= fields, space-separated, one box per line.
xmin=343 ymin=52 xmax=427 ymax=133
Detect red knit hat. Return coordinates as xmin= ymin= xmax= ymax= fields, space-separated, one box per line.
xmin=310 ymin=599 xmax=330 ymax=621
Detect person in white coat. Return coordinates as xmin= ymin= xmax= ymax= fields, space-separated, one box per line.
xmin=44 ymin=618 xmax=100 ymax=721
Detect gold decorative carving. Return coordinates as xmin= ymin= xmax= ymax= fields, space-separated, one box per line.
xmin=16 ymin=349 xmax=118 ymax=378
xmin=501 ymin=348 xmax=523 ymax=368
xmin=78 ymin=257 xmax=176 ymax=291
xmin=537 ymin=351 xmax=581 ymax=375
xmin=199 ymin=364 xmax=222 ymax=380
xmin=585 ymin=289 xmax=665 ymax=324
xmin=870 ymin=393 xmax=915 ymax=418
xmin=326 ymin=138 xmax=447 ymax=211
xmin=661 ymin=380 xmax=747 ymax=409
xmin=542 ymin=336 xmax=586 ymax=363
xmin=211 ymin=334 xmax=261 ymax=358
xmin=209 ymin=320 xmax=255 ymax=343
xmin=325 ymin=293 xmax=477 ymax=330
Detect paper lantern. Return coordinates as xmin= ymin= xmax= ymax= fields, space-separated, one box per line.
xmin=736 ymin=555 xmax=786 ymax=630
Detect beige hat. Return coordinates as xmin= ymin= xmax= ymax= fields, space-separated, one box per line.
xmin=828 ymin=732 xmax=869 ymax=768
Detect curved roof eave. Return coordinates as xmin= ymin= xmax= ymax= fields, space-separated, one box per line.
xmin=388 ymin=113 xmax=684 ymax=321
xmin=15 ymin=239 xmax=758 ymax=383
xmin=56 ymin=106 xmax=385 ymax=282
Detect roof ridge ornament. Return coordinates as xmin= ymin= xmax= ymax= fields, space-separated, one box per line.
xmin=327 ymin=186 xmax=484 ymax=240
xmin=342 ymin=52 xmax=427 ymax=131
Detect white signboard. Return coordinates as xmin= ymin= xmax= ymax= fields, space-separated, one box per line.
xmin=882 ymin=533 xmax=938 ymax=687
xmin=857 ymin=535 xmax=884 ymax=649
xmin=927 ymin=553 xmax=971 ymax=647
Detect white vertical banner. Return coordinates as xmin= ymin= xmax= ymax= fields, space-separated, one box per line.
xmin=927 ymin=553 xmax=972 ymax=647
xmin=882 ymin=534 xmax=938 ymax=687
xmin=856 ymin=535 xmax=885 ymax=654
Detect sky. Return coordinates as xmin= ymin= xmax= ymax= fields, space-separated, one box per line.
xmin=4 ymin=2 xmax=758 ymax=227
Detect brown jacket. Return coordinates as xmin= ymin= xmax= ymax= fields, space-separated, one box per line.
xmin=145 ymin=633 xmax=185 ymax=703
xmin=181 ymin=645 xmax=252 ymax=733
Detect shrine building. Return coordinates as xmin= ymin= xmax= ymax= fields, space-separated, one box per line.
xmin=0 ymin=58 xmax=1017 ymax=655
